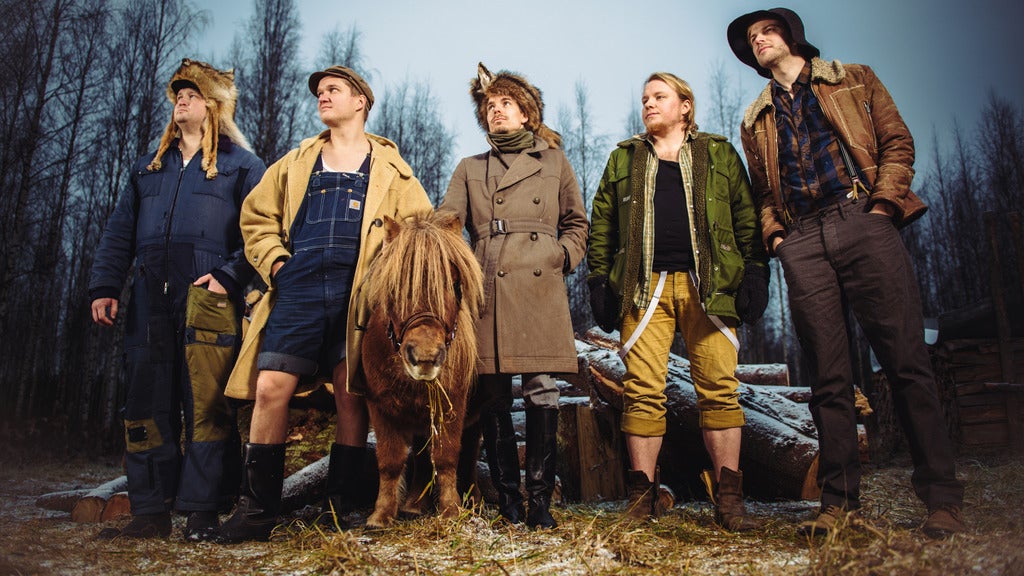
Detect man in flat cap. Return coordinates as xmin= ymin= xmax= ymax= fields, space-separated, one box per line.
xmin=727 ymin=7 xmax=964 ymax=538
xmin=216 ymin=66 xmax=432 ymax=542
xmin=440 ymin=63 xmax=588 ymax=529
xmin=89 ymin=58 xmax=265 ymax=541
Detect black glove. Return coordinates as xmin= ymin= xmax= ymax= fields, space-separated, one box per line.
xmin=735 ymin=264 xmax=769 ymax=325
xmin=588 ymin=275 xmax=619 ymax=333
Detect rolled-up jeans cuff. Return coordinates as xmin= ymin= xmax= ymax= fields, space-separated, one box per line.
xmin=257 ymin=351 xmax=318 ymax=376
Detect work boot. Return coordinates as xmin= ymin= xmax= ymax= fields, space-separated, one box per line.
xmin=524 ymin=408 xmax=558 ymax=529
xmin=322 ymin=443 xmax=366 ymax=530
xmin=797 ymin=504 xmax=854 ymax=537
xmin=215 ymin=443 xmax=286 ymax=543
xmin=481 ymin=409 xmax=525 ymax=524
xmin=922 ymin=504 xmax=965 ymax=539
xmin=96 ymin=511 xmax=172 ymax=540
xmin=624 ymin=469 xmax=652 ymax=520
xmin=183 ymin=510 xmax=220 ymax=542
xmin=700 ymin=467 xmax=760 ymax=532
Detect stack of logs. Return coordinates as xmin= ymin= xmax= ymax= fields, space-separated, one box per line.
xmin=39 ymin=329 xmax=858 ymax=520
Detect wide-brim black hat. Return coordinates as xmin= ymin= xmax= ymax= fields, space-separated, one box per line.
xmin=727 ymin=7 xmax=820 ymax=78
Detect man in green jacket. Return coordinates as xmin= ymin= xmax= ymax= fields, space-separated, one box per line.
xmin=588 ymin=72 xmax=768 ymax=530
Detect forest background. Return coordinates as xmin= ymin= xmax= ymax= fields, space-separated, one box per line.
xmin=1 ymin=0 xmax=1022 ymax=453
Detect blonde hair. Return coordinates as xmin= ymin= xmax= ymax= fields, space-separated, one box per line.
xmin=645 ymin=72 xmax=697 ymax=132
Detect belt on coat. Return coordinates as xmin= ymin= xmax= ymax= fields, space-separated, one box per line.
xmin=471 ymin=218 xmax=557 ymax=242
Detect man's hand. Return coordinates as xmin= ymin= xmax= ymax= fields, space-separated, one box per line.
xmin=271 ymin=260 xmax=286 ymax=280
xmin=91 ymin=298 xmax=118 ymax=327
xmin=193 ymin=273 xmax=227 ymax=294
xmin=588 ymin=275 xmax=618 ymax=333
xmin=771 ymin=235 xmax=784 ymax=253
xmin=735 ymin=264 xmax=769 ymax=325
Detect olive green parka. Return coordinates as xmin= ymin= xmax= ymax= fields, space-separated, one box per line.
xmin=587 ymin=132 xmax=767 ymax=323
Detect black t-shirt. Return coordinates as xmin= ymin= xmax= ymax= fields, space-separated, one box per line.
xmin=652 ymin=159 xmax=695 ymax=272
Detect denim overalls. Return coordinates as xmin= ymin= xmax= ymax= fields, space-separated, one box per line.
xmin=258 ymin=153 xmax=370 ymax=376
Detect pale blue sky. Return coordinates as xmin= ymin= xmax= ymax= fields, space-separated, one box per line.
xmin=196 ymin=0 xmax=1024 ymax=176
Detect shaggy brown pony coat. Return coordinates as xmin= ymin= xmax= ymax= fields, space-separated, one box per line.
xmin=360 ymin=211 xmax=484 ymax=528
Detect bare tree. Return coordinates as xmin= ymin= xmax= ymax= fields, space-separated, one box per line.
xmin=368 ymin=79 xmax=456 ymax=205
xmin=557 ymin=79 xmax=609 ymax=210
xmin=314 ymin=23 xmax=367 ymax=72
xmin=556 ymin=79 xmax=609 ymax=328
xmin=623 ymin=94 xmax=644 ymax=139
xmin=232 ymin=0 xmax=304 ymax=164
xmin=705 ymin=59 xmax=743 ymax=143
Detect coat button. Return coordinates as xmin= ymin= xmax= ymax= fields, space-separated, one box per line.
xmin=533 ymin=197 xmax=540 ymax=204
xmin=497 ymin=270 xmax=506 ymax=277
xmin=530 ymin=232 xmax=538 ymax=241
xmin=533 ymin=269 xmax=542 ymax=276
xmin=372 ymin=218 xmax=383 ymax=227
xmin=496 ymin=197 xmax=504 ymax=204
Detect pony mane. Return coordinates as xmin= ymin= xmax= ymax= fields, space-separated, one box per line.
xmin=365 ymin=210 xmax=484 ymax=325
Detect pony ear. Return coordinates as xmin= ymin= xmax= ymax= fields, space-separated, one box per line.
xmin=382 ymin=215 xmax=401 ymax=242
xmin=438 ymin=211 xmax=463 ymax=235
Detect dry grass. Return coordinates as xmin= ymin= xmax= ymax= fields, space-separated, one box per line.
xmin=6 ymin=369 xmax=1018 ymax=576
xmin=2 ymin=446 xmax=1021 ymax=575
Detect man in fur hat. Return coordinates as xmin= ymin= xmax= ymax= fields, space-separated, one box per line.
xmin=215 ymin=66 xmax=432 ymax=543
xmin=89 ymin=58 xmax=266 ymax=541
xmin=727 ymin=8 xmax=965 ymax=538
xmin=587 ymin=72 xmax=768 ymax=529
xmin=439 ymin=63 xmax=589 ymax=529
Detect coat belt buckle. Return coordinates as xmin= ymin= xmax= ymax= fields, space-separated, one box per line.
xmin=490 ymin=219 xmax=507 ymax=236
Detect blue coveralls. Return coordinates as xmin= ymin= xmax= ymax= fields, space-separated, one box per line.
xmin=89 ymin=140 xmax=266 ymax=515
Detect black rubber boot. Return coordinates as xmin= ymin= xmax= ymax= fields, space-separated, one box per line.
xmin=525 ymin=408 xmax=558 ymax=529
xmin=214 ymin=443 xmax=285 ymax=543
xmin=482 ymin=409 xmax=525 ymax=524
xmin=323 ymin=443 xmax=366 ymax=529
xmin=96 ymin=511 xmax=172 ymax=540
xmin=183 ymin=510 xmax=220 ymax=542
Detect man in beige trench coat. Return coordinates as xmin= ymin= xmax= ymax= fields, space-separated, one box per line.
xmin=440 ymin=63 xmax=588 ymax=529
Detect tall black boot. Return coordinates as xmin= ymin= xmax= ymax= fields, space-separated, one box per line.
xmin=215 ymin=443 xmax=285 ymax=543
xmin=482 ymin=408 xmax=524 ymax=523
xmin=323 ymin=443 xmax=366 ymax=529
xmin=525 ymin=408 xmax=559 ymax=529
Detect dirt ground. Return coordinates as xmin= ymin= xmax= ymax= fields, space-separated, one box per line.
xmin=1 ymin=450 xmax=1022 ymax=576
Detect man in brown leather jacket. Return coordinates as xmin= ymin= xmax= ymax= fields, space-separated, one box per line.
xmin=728 ymin=7 xmax=964 ymax=538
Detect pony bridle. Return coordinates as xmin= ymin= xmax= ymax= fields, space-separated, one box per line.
xmin=386 ymin=283 xmax=462 ymax=353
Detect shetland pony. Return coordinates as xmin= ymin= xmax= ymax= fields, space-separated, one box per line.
xmin=359 ymin=211 xmax=483 ymax=528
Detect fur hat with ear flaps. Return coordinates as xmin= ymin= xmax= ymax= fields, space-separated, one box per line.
xmin=147 ymin=58 xmax=252 ymax=179
xmin=470 ymin=62 xmax=561 ymax=149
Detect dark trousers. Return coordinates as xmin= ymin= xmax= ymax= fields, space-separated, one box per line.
xmin=123 ymin=271 xmax=241 ymax=514
xmin=777 ymin=198 xmax=963 ymax=510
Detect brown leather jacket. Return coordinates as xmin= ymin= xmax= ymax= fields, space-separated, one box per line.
xmin=739 ymin=58 xmax=927 ymax=253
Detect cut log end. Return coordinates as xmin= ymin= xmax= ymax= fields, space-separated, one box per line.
xmin=70 ymin=497 xmax=106 ymax=523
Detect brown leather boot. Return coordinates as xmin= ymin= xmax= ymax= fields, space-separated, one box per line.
xmin=624 ymin=469 xmax=654 ymax=521
xmin=700 ymin=467 xmax=760 ymax=531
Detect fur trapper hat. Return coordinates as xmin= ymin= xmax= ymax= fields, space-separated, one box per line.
xmin=147 ymin=58 xmax=252 ymax=179
xmin=470 ymin=62 xmax=561 ymax=148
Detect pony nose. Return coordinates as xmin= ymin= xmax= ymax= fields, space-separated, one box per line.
xmin=404 ymin=343 xmax=446 ymax=368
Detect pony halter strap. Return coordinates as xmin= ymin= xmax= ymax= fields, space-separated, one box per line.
xmin=387 ymin=311 xmax=459 ymax=352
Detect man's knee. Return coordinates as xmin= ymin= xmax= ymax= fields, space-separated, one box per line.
xmin=254 ymin=370 xmax=297 ymax=408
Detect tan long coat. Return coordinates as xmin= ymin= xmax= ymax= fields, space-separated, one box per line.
xmin=440 ymin=139 xmax=589 ymax=374
xmin=225 ymin=132 xmax=431 ymax=400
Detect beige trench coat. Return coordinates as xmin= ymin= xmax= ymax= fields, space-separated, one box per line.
xmin=440 ymin=139 xmax=588 ymax=374
xmin=225 ymin=131 xmax=432 ymax=400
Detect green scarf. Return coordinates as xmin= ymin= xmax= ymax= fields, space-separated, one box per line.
xmin=487 ymin=129 xmax=534 ymax=153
